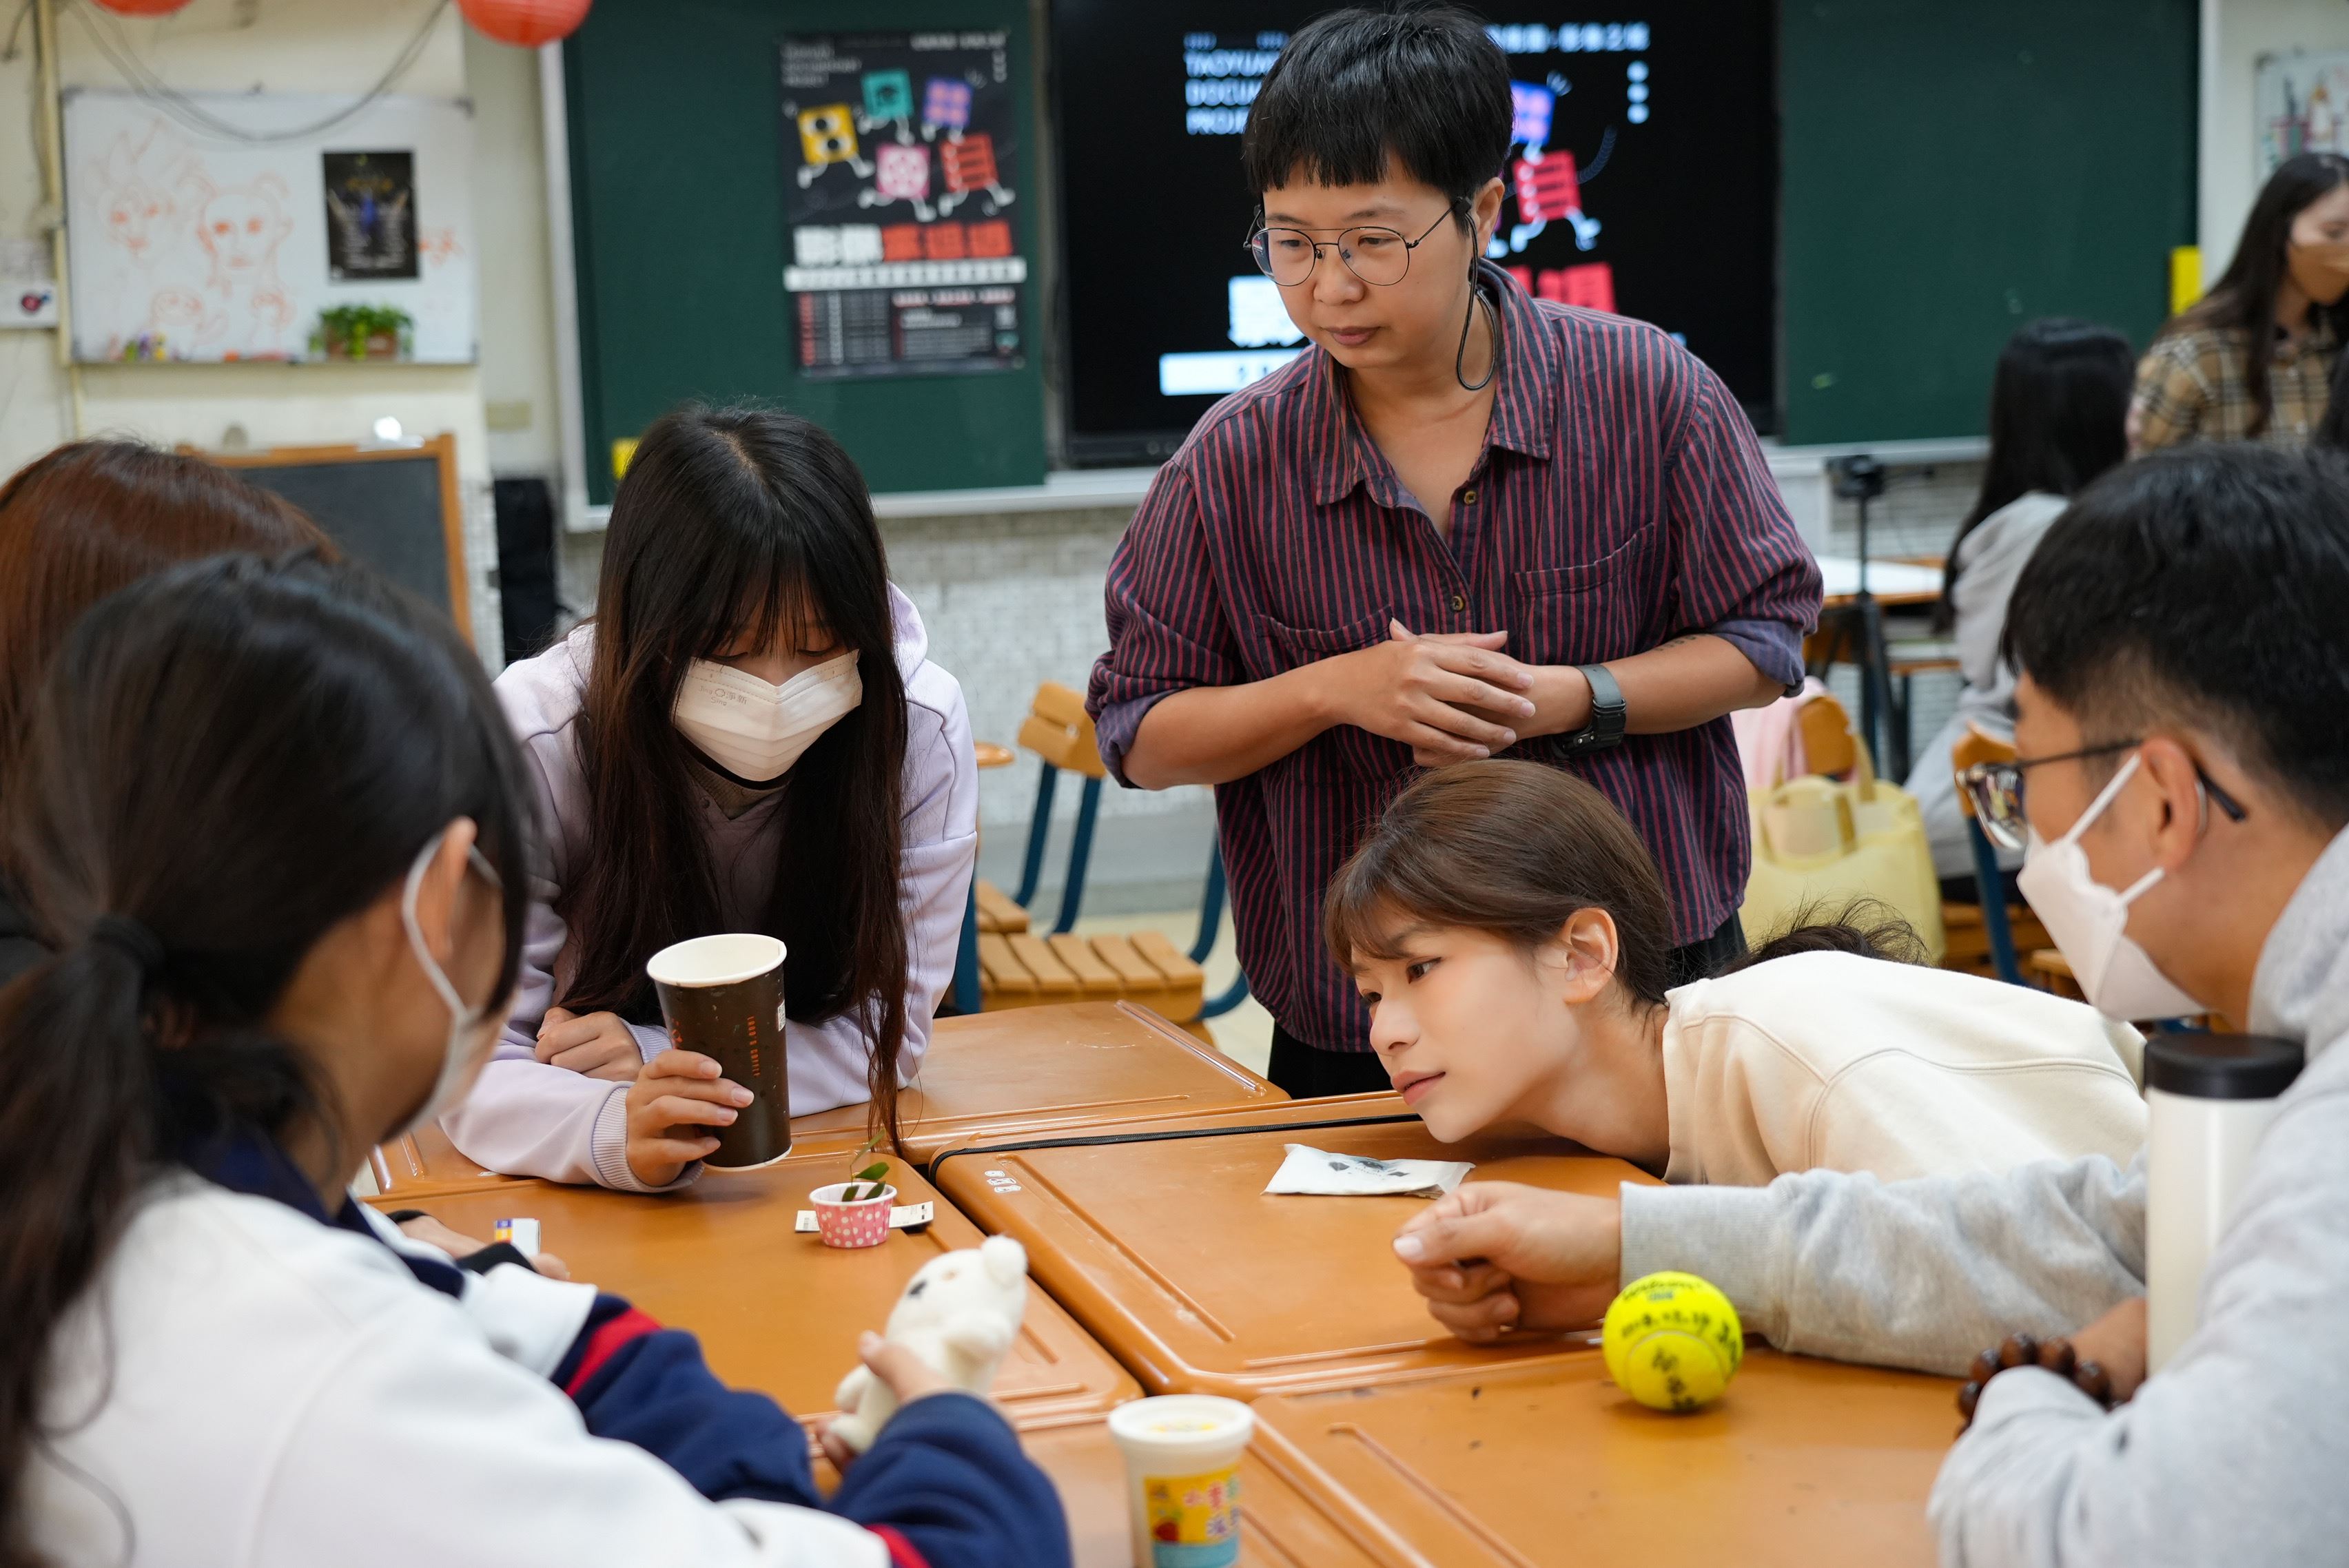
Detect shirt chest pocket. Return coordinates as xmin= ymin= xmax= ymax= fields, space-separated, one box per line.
xmin=1259 ymin=609 xmax=1414 ymax=784
xmin=1510 ymin=527 xmax=1654 ymax=670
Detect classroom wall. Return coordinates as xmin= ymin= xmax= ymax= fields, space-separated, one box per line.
xmin=2200 ymin=0 xmax=2349 ymax=272
xmin=462 ymin=28 xmax=562 ymax=480
xmin=0 ymin=0 xmax=502 ymax=656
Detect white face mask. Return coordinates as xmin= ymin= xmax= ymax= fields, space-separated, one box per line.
xmin=396 ymin=830 xmax=505 ymax=1137
xmin=2016 ymin=753 xmax=2206 ymax=1021
xmin=673 ymin=651 xmax=862 ymax=783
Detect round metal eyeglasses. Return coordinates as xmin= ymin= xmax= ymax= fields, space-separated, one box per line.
xmin=1245 ymin=205 xmax=1459 ymax=287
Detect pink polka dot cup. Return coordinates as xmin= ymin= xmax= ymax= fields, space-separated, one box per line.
xmin=810 ymin=1183 xmax=897 ymax=1248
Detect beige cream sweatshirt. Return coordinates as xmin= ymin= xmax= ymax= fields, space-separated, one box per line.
xmin=1659 ymin=951 xmax=2146 ymax=1186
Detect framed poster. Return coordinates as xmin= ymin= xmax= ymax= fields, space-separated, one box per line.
xmin=323 ymin=149 xmax=419 ymax=281
xmin=779 ymin=30 xmax=1025 ymax=379
xmin=2258 ymin=49 xmax=2349 ymax=174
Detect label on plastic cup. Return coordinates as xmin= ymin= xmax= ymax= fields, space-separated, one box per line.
xmin=1141 ymin=1467 xmax=1241 ymax=1567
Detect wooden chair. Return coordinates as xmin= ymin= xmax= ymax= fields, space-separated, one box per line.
xmin=972 ymin=682 xmax=1110 ymax=938
xmin=1946 ymin=723 xmax=2053 ymax=986
xmin=961 ymin=683 xmax=1211 ymax=1035
xmin=1796 ymin=690 xmax=1860 ymax=779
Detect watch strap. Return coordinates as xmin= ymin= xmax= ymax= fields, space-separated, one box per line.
xmin=1565 ymin=663 xmax=1626 ymax=756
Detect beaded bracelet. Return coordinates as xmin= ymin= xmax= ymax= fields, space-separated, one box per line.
xmin=1955 ymin=1333 xmax=2117 ymax=1433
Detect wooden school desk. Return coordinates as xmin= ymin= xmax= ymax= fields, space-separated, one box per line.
xmin=1009 ymin=1416 xmax=1386 ymax=1568
xmin=1247 ymin=1349 xmax=1960 ymax=1567
xmin=369 ymin=999 xmax=1284 ymax=1201
xmin=790 ymin=1000 xmax=1284 ymax=1162
xmin=369 ymin=1159 xmax=1138 ymax=1437
xmin=929 ymin=1096 xmax=1661 ymax=1400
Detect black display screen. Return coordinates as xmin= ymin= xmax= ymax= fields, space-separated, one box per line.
xmin=1051 ymin=4 xmax=1778 ymax=464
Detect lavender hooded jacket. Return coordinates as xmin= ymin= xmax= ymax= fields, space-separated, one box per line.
xmin=439 ymin=586 xmax=977 ymax=1191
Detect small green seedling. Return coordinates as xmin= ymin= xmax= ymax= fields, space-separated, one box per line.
xmin=841 ymin=1137 xmax=891 ymax=1202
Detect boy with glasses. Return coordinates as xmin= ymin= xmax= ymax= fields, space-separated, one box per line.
xmin=1393 ymin=443 xmax=2349 ymax=1565
xmin=1085 ymin=3 xmax=1820 ymax=1095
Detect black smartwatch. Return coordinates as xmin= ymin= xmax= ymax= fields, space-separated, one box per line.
xmin=1563 ymin=663 xmax=1626 ymax=756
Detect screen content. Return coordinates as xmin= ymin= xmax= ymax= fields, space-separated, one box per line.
xmin=1052 ymin=3 xmax=1777 ymax=464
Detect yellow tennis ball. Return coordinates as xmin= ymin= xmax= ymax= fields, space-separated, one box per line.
xmin=1602 ymin=1270 xmax=1745 ymax=1413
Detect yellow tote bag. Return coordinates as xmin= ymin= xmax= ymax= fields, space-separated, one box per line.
xmin=1739 ymin=743 xmax=1946 ymax=961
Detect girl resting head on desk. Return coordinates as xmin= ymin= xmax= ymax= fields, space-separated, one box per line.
xmin=0 ymin=554 xmax=1060 ymax=1568
xmin=438 ymin=404 xmax=978 ymax=1193
xmin=1324 ymin=759 xmax=2146 ymax=1184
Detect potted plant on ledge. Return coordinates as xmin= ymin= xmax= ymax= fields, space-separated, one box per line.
xmin=311 ymin=304 xmax=414 ymax=361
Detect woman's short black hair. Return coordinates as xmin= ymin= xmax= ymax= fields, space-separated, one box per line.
xmin=2003 ymin=443 xmax=2349 ymax=829
xmin=1242 ymin=3 xmax=1512 ymax=208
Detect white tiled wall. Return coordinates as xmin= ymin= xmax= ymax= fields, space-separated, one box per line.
xmin=562 ymin=502 xmax=1210 ymax=843
xmin=553 ymin=457 xmax=1988 ymax=874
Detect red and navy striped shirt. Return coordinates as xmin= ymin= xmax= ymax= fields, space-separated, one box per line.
xmin=1087 ymin=265 xmax=1823 ymax=1053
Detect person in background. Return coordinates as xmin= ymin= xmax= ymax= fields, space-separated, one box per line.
xmin=440 ymin=405 xmax=976 ymax=1193
xmin=0 ymin=440 xmax=326 ymax=990
xmin=0 ymin=555 xmax=1063 ymax=1568
xmin=2132 ymin=152 xmax=2349 ymax=451
xmin=1386 ymin=444 xmax=2349 ymax=1568
xmin=2316 ymin=333 xmax=2349 ymax=451
xmin=1907 ymin=319 xmax=2133 ymax=896
xmin=1326 ymin=760 xmax=2144 ymax=1184
xmin=1086 ymin=3 xmax=1820 ymax=1098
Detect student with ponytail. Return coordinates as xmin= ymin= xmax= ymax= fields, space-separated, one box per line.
xmin=440 ymin=404 xmax=977 ymax=1192
xmin=0 ymin=555 xmax=1061 ymax=1567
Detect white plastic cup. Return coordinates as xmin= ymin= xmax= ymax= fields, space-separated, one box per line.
xmin=2144 ymin=1031 xmax=2302 ymax=1372
xmin=1106 ymin=1395 xmax=1253 ymax=1568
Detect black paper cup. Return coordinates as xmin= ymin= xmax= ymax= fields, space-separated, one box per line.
xmin=646 ymin=933 xmax=792 ymax=1169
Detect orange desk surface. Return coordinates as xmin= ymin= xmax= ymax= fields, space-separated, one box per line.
xmin=372 ymin=1000 xmax=1281 ymax=1200
xmin=817 ymin=1419 xmax=1384 ymax=1568
xmin=1249 ymin=1350 xmax=1958 ymax=1567
xmin=930 ymin=1097 xmax=1659 ymax=1400
xmin=790 ymin=1000 xmax=1284 ymax=1161
xmin=370 ymin=1160 xmax=1137 ymax=1436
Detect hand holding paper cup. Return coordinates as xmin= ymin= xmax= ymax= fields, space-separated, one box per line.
xmin=646 ymin=933 xmax=792 ymax=1170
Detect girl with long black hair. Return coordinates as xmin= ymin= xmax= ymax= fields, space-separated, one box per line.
xmin=440 ymin=405 xmax=976 ymax=1191
xmin=0 ymin=555 xmax=1056 ymax=1566
xmin=2134 ymin=151 xmax=2349 ymax=451
xmin=1904 ymin=318 xmax=2135 ymax=891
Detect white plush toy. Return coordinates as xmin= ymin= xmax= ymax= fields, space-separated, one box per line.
xmin=828 ymin=1234 xmax=1029 ymax=1454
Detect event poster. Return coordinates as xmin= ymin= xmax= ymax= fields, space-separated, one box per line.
xmin=322 ymin=149 xmax=418 ymax=281
xmin=779 ymin=31 xmax=1024 ymax=379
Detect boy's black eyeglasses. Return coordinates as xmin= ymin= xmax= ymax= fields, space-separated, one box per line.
xmin=1246 ymin=204 xmax=1460 ymax=287
xmin=1958 ymin=738 xmax=2248 ymax=852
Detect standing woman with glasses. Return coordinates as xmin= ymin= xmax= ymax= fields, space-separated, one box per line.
xmin=1087 ymin=3 xmax=1820 ymax=1097
xmin=2133 ymin=152 xmax=2349 ymax=452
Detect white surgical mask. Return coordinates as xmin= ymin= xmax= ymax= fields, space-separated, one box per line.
xmin=673 ymin=652 xmax=862 ymax=783
xmin=2017 ymin=753 xmax=2206 ymax=1022
xmin=396 ymin=829 xmax=504 ymax=1137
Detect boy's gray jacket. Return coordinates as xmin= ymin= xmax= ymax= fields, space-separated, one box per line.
xmin=1618 ymin=827 xmax=2349 ymax=1567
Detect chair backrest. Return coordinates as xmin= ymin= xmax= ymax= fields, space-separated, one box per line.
xmin=1016 ymin=681 xmax=1107 ymax=779
xmin=1798 ymin=692 xmax=1860 ymax=779
xmin=1949 ymin=723 xmax=2018 ymax=816
xmin=1949 ymin=722 xmax=2025 ymax=985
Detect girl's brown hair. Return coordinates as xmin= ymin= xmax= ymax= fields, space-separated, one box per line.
xmin=1324 ymin=759 xmax=1679 ymax=1006
xmin=0 ymin=441 xmax=326 ymax=778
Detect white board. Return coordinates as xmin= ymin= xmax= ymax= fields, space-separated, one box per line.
xmin=63 ymin=89 xmax=477 ymax=364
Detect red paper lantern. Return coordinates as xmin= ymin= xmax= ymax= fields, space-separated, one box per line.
xmin=457 ymin=0 xmax=591 ymax=47
xmin=91 ymin=0 xmax=196 ymax=14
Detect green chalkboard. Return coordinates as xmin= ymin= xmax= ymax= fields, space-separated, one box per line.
xmin=1781 ymin=1 xmax=2198 ymax=445
xmin=563 ymin=0 xmax=1047 ymax=503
